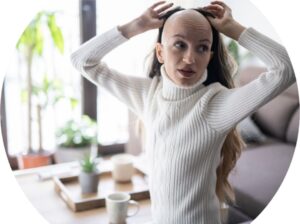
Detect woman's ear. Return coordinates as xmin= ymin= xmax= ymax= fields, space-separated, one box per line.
xmin=156 ymin=43 xmax=164 ymax=63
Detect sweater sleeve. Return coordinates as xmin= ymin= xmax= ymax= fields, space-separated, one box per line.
xmin=70 ymin=27 xmax=152 ymax=118
xmin=206 ymin=28 xmax=296 ymax=132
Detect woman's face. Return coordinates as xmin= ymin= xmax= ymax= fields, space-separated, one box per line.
xmin=156 ymin=10 xmax=213 ymax=86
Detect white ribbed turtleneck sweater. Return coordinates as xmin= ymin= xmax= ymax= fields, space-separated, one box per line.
xmin=71 ymin=27 xmax=295 ymax=224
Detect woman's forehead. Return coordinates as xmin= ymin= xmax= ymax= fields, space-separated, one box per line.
xmin=162 ymin=9 xmax=212 ymax=42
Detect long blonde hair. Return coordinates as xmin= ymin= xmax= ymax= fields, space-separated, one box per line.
xmin=146 ymin=7 xmax=246 ymax=205
xmin=213 ymin=33 xmax=246 ymax=204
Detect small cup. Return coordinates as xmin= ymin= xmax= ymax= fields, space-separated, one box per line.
xmin=111 ymin=154 xmax=134 ymax=182
xmin=105 ymin=192 xmax=140 ymax=224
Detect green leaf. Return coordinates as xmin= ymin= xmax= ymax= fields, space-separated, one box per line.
xmin=16 ymin=22 xmax=35 ymax=50
xmin=47 ymin=13 xmax=64 ymax=54
xmin=42 ymin=75 xmax=50 ymax=92
xmin=70 ymin=97 xmax=79 ymax=109
xmin=34 ymin=20 xmax=44 ymax=56
xmin=17 ymin=10 xmax=64 ymax=57
xmin=16 ymin=28 xmax=27 ymax=50
xmin=32 ymin=85 xmax=41 ymax=96
xmin=20 ymin=90 xmax=28 ymax=103
xmin=227 ymin=40 xmax=240 ymax=64
xmin=80 ymin=154 xmax=97 ymax=173
xmin=56 ymin=115 xmax=98 ymax=148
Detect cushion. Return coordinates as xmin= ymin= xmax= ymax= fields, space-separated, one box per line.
xmin=237 ymin=67 xmax=298 ymax=141
xmin=286 ymin=108 xmax=299 ymax=144
xmin=283 ymin=82 xmax=299 ymax=99
xmin=229 ymin=143 xmax=295 ymax=218
xmin=237 ymin=117 xmax=267 ymax=143
xmin=227 ymin=206 xmax=252 ymax=224
xmin=253 ymin=94 xmax=298 ymax=140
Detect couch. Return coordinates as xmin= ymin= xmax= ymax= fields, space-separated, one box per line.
xmin=227 ymin=66 xmax=299 ymax=223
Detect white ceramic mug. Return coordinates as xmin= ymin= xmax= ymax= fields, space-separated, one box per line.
xmin=111 ymin=154 xmax=134 ymax=182
xmin=105 ymin=192 xmax=140 ymax=224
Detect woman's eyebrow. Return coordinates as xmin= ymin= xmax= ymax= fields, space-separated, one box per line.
xmin=172 ymin=34 xmax=211 ymax=43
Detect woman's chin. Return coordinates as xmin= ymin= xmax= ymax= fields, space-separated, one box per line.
xmin=175 ymin=72 xmax=198 ymax=86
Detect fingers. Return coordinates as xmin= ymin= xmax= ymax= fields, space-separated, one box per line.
xmin=203 ymin=4 xmax=223 ymax=14
xmin=210 ymin=1 xmax=231 ymax=12
xmin=155 ymin=2 xmax=174 ymax=14
xmin=204 ymin=1 xmax=231 ymax=11
xmin=150 ymin=1 xmax=176 ymax=22
xmin=150 ymin=1 xmax=167 ymax=10
xmin=210 ymin=1 xmax=229 ymax=9
xmin=203 ymin=1 xmax=232 ymax=19
xmin=203 ymin=4 xmax=224 ymax=18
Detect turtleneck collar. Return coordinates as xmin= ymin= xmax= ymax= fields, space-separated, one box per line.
xmin=160 ymin=65 xmax=208 ymax=101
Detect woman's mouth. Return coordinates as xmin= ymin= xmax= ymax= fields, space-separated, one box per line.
xmin=177 ymin=69 xmax=196 ymax=78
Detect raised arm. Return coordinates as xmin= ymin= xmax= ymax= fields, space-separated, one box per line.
xmin=118 ymin=1 xmax=174 ymax=38
xmin=203 ymin=1 xmax=296 ymax=131
xmin=70 ymin=1 xmax=174 ymax=118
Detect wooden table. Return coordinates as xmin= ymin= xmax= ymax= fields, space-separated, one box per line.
xmin=14 ymin=157 xmax=152 ymax=224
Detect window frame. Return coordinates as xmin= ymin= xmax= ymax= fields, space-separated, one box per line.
xmin=80 ymin=0 xmax=125 ymax=156
xmin=1 ymin=0 xmax=125 ymax=170
xmin=1 ymin=80 xmax=18 ymax=170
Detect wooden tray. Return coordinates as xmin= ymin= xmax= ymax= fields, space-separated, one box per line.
xmin=53 ymin=168 xmax=149 ymax=212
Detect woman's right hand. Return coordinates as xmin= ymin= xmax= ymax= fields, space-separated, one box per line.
xmin=118 ymin=1 xmax=174 ymax=39
xmin=202 ymin=1 xmax=246 ymax=40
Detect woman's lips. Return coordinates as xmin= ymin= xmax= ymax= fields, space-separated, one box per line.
xmin=177 ymin=69 xmax=196 ymax=78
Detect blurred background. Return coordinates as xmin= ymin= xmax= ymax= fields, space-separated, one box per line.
xmin=1 ymin=1 xmax=298 ymax=223
xmin=0 ymin=0 xmax=284 ymax=168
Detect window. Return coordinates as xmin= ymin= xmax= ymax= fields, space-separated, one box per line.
xmin=3 ymin=0 xmax=281 ymax=159
xmin=95 ymin=0 xmax=157 ymax=146
xmin=4 ymin=0 xmax=81 ymax=155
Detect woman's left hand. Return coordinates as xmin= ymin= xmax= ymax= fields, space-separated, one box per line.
xmin=202 ymin=1 xmax=246 ymax=40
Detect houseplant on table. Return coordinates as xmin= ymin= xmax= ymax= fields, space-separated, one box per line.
xmin=79 ymin=154 xmax=99 ymax=194
xmin=16 ymin=10 xmax=64 ymax=169
xmin=55 ymin=115 xmax=98 ymax=163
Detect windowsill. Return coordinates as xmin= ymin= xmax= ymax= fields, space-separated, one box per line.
xmin=7 ymin=143 xmax=126 ymax=170
xmin=13 ymin=153 xmax=147 ymax=178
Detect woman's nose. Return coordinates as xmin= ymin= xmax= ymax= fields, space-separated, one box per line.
xmin=182 ymin=50 xmax=195 ymax=64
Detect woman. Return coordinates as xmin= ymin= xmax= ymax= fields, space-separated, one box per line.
xmin=71 ymin=1 xmax=295 ymax=223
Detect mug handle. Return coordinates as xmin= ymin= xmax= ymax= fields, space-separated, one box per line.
xmin=127 ymin=200 xmax=140 ymax=217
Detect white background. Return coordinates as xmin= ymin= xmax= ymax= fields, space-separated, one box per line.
xmin=0 ymin=0 xmax=299 ymax=223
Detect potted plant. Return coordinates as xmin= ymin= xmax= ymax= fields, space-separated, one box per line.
xmin=79 ymin=154 xmax=99 ymax=194
xmin=54 ymin=115 xmax=98 ymax=163
xmin=16 ymin=10 xmax=64 ymax=169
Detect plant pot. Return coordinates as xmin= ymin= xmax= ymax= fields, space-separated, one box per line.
xmin=79 ymin=171 xmax=99 ymax=194
xmin=54 ymin=146 xmax=91 ymax=163
xmin=17 ymin=151 xmax=53 ymax=169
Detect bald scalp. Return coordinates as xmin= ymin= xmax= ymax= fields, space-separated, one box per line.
xmin=161 ymin=9 xmax=213 ymax=44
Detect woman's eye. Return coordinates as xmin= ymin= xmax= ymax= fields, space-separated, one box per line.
xmin=174 ymin=41 xmax=186 ymax=49
xmin=198 ymin=45 xmax=209 ymax=53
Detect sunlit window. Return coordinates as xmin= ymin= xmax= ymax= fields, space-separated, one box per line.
xmin=5 ymin=0 xmax=81 ymax=155
xmin=96 ymin=0 xmax=156 ymax=145
xmin=4 ymin=0 xmax=281 ymax=155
